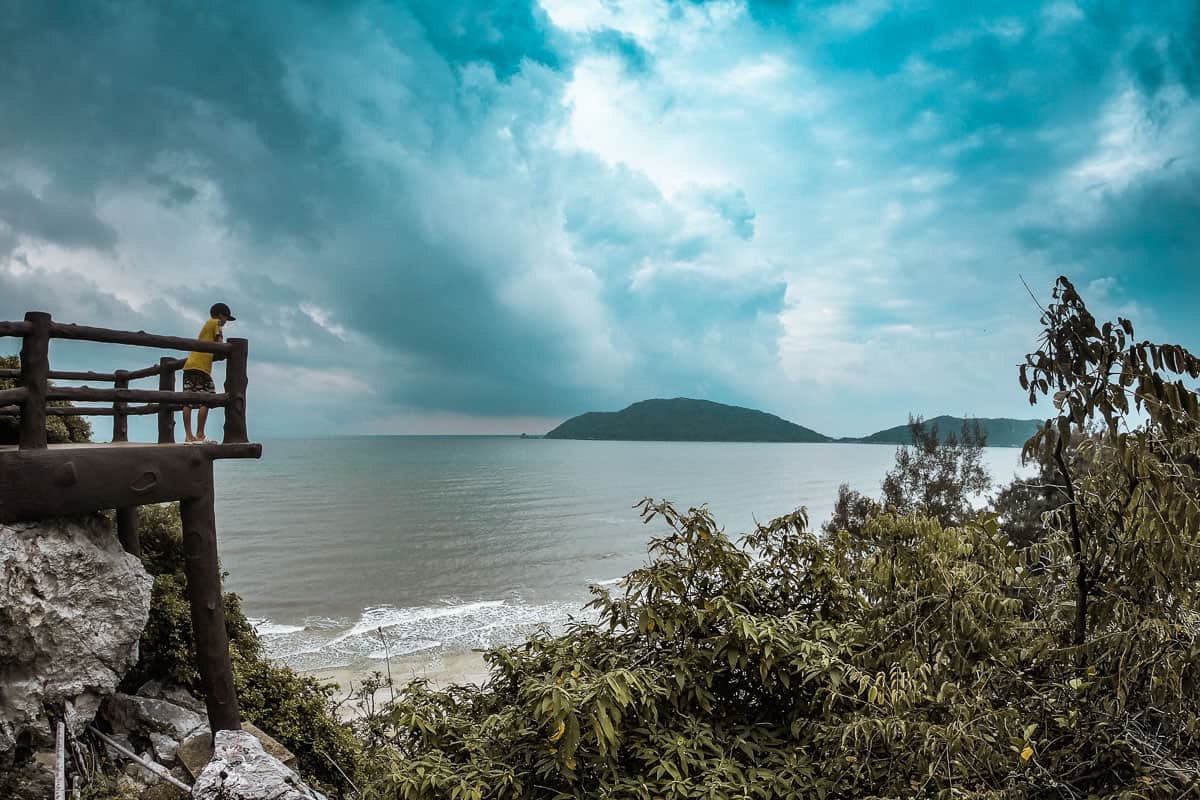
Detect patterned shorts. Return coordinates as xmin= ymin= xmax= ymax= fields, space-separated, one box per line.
xmin=182 ymin=369 xmax=215 ymax=394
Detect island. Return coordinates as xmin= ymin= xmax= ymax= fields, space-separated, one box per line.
xmin=842 ymin=415 xmax=1043 ymax=447
xmin=544 ymin=398 xmax=832 ymax=442
xmin=545 ymin=398 xmax=1042 ymax=447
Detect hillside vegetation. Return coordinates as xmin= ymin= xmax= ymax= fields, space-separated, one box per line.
xmin=845 ymin=415 xmax=1041 ymax=447
xmin=347 ymin=277 xmax=1200 ymax=799
xmin=63 ymin=277 xmax=1200 ymax=800
xmin=545 ymin=398 xmax=1040 ymax=447
xmin=545 ymin=398 xmax=832 ymax=442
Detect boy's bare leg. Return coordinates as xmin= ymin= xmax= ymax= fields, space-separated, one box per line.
xmin=197 ymin=406 xmax=209 ymax=441
xmin=183 ymin=406 xmax=195 ymax=442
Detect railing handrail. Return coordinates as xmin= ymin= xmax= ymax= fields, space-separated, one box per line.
xmin=47 ymin=321 xmax=232 ymax=354
xmin=0 ymin=359 xmax=188 ymax=383
xmin=0 ymin=403 xmax=165 ymax=417
xmin=1 ymin=319 xmax=228 ymax=354
xmin=1 ymin=311 xmax=249 ymax=449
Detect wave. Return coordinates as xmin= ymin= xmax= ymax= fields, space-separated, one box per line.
xmin=247 ymin=618 xmax=305 ymax=637
xmin=252 ymin=598 xmax=597 ymax=672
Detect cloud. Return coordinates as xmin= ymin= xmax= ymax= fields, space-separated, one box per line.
xmin=1 ymin=0 xmax=1198 ymax=437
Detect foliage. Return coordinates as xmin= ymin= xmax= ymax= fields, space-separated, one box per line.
xmin=122 ymin=503 xmax=366 ymax=795
xmin=353 ymin=277 xmax=1200 ymax=800
xmin=545 ymin=398 xmax=831 ymax=442
xmin=823 ymin=416 xmax=990 ymax=538
xmin=853 ymin=415 xmax=1039 ymax=447
xmin=0 ymin=353 xmax=93 ymax=443
xmin=820 ymin=482 xmax=881 ymax=538
xmin=880 ymin=415 xmax=990 ymax=526
xmin=1020 ymin=275 xmax=1200 ymax=658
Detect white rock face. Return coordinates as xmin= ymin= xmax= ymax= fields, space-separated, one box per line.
xmin=103 ymin=692 xmax=208 ymax=742
xmin=193 ymin=730 xmax=327 ymax=800
xmin=0 ymin=516 xmax=152 ymax=758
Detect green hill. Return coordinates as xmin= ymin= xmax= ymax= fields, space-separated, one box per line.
xmin=846 ymin=415 xmax=1043 ymax=447
xmin=544 ymin=398 xmax=832 ymax=443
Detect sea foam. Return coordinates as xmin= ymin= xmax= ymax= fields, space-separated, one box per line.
xmin=252 ymin=598 xmax=596 ymax=672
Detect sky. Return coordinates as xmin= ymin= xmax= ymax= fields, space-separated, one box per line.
xmin=1 ymin=0 xmax=1197 ymax=438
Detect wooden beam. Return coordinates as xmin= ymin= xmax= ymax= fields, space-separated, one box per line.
xmin=0 ymin=387 xmax=28 ymax=404
xmin=158 ymin=358 xmax=177 ymax=443
xmin=116 ymin=506 xmax=141 ymax=558
xmin=46 ymin=387 xmax=228 ymax=406
xmin=49 ymin=370 xmax=118 ymax=382
xmin=19 ymin=312 xmax=51 ymax=450
xmin=223 ymin=338 xmax=249 ymax=444
xmin=112 ymin=370 xmax=130 ymax=443
xmin=127 ymin=358 xmax=185 ymax=381
xmin=0 ymin=321 xmax=32 ymax=337
xmin=0 ymin=445 xmax=211 ymax=522
xmin=49 ymin=322 xmax=232 ymax=354
xmin=180 ymin=475 xmax=241 ymax=732
xmin=0 ymin=404 xmax=163 ymax=417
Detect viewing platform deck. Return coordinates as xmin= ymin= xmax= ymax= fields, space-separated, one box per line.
xmin=1 ymin=311 xmax=259 ymax=732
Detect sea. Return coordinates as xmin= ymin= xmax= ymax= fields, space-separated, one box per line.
xmin=211 ymin=437 xmax=1029 ymax=675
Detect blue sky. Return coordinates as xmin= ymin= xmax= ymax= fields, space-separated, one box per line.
xmin=1 ymin=1 xmax=1197 ymax=438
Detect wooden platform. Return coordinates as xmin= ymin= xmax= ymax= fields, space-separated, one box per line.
xmin=0 ymin=441 xmax=262 ymax=523
xmin=0 ymin=441 xmax=262 ymax=457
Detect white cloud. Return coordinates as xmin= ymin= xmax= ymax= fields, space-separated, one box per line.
xmin=823 ymin=0 xmax=892 ymax=33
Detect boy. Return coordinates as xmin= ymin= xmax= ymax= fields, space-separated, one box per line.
xmin=182 ymin=302 xmax=236 ymax=443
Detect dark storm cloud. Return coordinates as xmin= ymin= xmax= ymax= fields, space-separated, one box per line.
xmin=2 ymin=0 xmax=1198 ymax=434
xmin=0 ymin=0 xmax=625 ymax=417
xmin=0 ymin=183 xmax=117 ymax=253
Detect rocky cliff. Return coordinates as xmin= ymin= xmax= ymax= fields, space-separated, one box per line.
xmin=0 ymin=514 xmax=152 ymax=759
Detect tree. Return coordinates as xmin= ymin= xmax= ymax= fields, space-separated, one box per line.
xmin=823 ymin=416 xmax=990 ymax=538
xmin=361 ymin=276 xmax=1200 ymax=799
xmin=880 ymin=415 xmax=990 ymax=526
xmin=820 ymin=483 xmax=881 ymax=539
xmin=1021 ymin=275 xmax=1200 ymax=664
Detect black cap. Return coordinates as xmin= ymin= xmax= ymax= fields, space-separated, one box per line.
xmin=210 ymin=302 xmax=236 ymax=321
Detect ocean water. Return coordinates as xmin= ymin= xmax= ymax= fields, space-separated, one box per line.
xmin=211 ymin=437 xmax=1028 ymax=673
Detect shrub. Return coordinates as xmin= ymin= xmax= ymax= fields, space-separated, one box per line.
xmin=122 ymin=503 xmax=366 ymax=795
xmin=360 ymin=278 xmax=1200 ymax=799
xmin=823 ymin=415 xmax=990 ymax=539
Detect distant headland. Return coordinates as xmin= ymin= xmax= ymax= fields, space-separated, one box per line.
xmin=544 ymin=398 xmax=1042 ymax=447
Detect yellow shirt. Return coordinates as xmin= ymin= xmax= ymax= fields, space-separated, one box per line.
xmin=183 ymin=318 xmax=222 ymax=374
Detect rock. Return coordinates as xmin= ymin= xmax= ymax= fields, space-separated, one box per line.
xmin=0 ymin=756 xmax=55 ymax=800
xmin=178 ymin=722 xmax=297 ymax=779
xmin=102 ymin=731 xmax=136 ymax=762
xmin=244 ymin=722 xmax=298 ymax=769
xmin=178 ymin=729 xmax=212 ymax=779
xmin=192 ymin=729 xmax=327 ymax=800
xmin=149 ymin=731 xmax=179 ymax=763
xmin=136 ymin=679 xmax=207 ymax=714
xmin=126 ymin=750 xmax=163 ymax=785
xmin=102 ymin=693 xmax=208 ymax=741
xmin=0 ymin=515 xmax=153 ymax=761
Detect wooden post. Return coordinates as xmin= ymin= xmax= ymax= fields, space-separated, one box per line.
xmin=19 ymin=312 xmax=51 ymax=450
xmin=54 ymin=721 xmax=65 ymax=800
xmin=180 ymin=473 xmax=241 ymax=732
xmin=157 ymin=357 xmax=176 ymax=444
xmin=223 ymin=338 xmax=248 ymax=444
xmin=112 ymin=369 xmax=129 ymax=443
xmin=116 ymin=506 xmax=141 ymax=558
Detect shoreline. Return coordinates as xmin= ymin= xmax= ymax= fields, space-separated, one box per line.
xmin=300 ymin=650 xmax=493 ymax=718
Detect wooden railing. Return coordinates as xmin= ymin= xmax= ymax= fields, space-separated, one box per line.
xmin=0 ymin=311 xmax=249 ymax=449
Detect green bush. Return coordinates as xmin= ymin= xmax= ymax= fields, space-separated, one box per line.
xmin=123 ymin=503 xmax=366 ymax=795
xmin=358 ymin=279 xmax=1200 ymax=800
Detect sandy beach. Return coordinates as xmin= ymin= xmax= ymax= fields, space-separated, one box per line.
xmin=301 ymin=650 xmax=493 ymax=718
